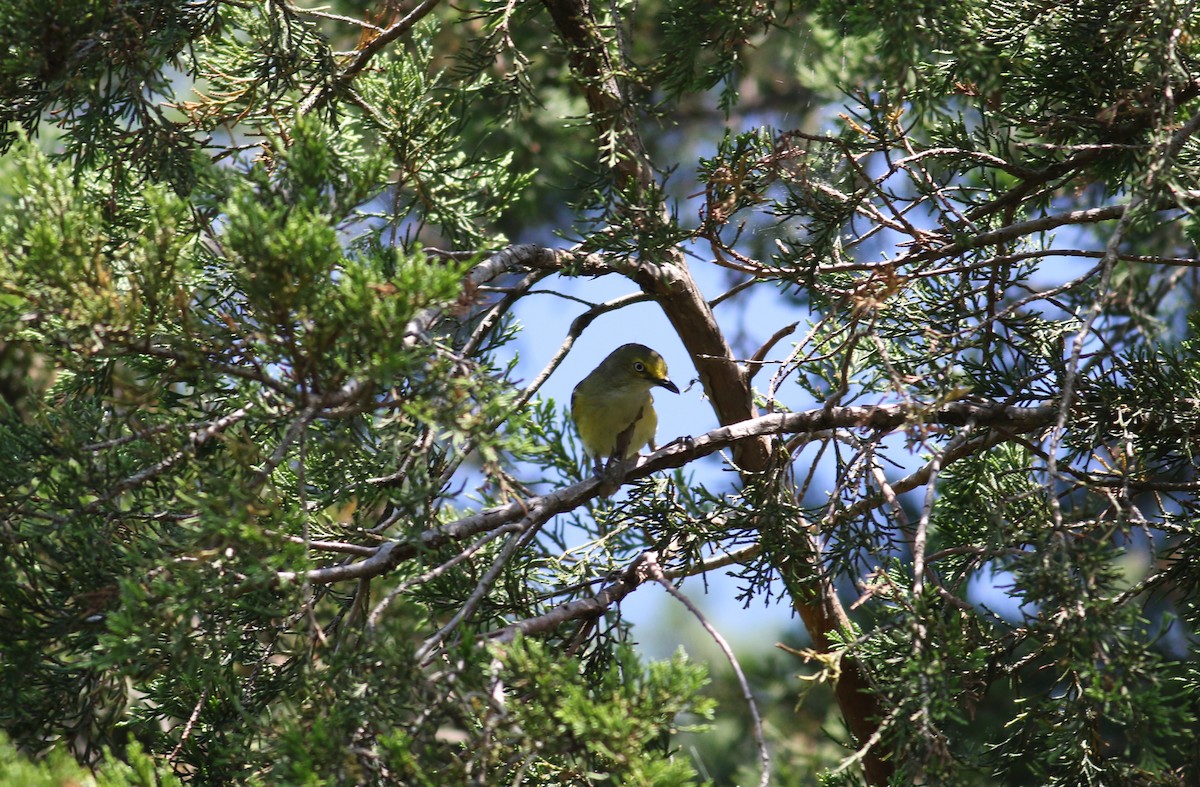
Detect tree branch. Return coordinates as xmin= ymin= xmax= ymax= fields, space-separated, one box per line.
xmin=279 ymin=401 xmax=1058 ymax=586
xmin=299 ymin=0 xmax=444 ymax=115
xmin=540 ymin=0 xmax=770 ymax=471
xmin=645 ymin=556 xmax=771 ymax=787
xmin=486 ymin=550 xmax=659 ymax=643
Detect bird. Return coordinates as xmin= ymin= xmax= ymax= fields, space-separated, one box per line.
xmin=571 ymin=343 xmax=679 ymax=476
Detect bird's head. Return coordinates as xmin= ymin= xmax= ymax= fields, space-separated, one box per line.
xmin=603 ymin=343 xmax=680 ymax=394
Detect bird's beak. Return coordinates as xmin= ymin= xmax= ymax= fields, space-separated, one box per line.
xmin=656 ymin=377 xmax=680 ymax=394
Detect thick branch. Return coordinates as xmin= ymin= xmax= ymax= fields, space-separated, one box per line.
xmin=540 ymin=0 xmax=770 ymax=470
xmin=280 ymin=401 xmax=1058 ymax=586
xmin=285 ymin=398 xmax=1055 ymax=784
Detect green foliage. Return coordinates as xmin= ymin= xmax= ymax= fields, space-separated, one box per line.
xmin=495 ymin=639 xmax=714 ymax=784
xmin=0 ymin=733 xmax=180 ymax=786
xmin=651 ymin=0 xmax=777 ymax=110
xmin=0 ymin=113 xmax=532 ymax=777
xmin=0 ymin=0 xmax=217 ymax=186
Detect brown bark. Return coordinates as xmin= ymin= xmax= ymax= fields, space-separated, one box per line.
xmin=539 ymin=0 xmax=893 ymax=780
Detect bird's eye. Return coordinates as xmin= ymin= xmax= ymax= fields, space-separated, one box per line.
xmin=634 ymin=361 xmax=646 ymax=373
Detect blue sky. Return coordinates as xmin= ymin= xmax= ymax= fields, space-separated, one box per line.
xmin=494 ymin=224 xmax=1105 ymax=659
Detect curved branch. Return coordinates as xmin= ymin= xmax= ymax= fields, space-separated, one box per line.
xmin=646 ymin=557 xmax=771 ymax=787
xmin=299 ymin=0 xmax=444 ymax=115
xmin=279 ymin=400 xmax=1058 ymax=586
xmin=486 ymin=550 xmax=659 ymax=643
xmin=540 ymin=0 xmax=769 ymax=469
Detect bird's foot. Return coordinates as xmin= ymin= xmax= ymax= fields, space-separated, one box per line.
xmin=593 ymin=455 xmax=631 ymax=498
xmin=655 ymin=435 xmax=694 ymax=452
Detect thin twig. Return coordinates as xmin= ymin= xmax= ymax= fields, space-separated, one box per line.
xmin=167 ymin=686 xmax=210 ymax=763
xmin=645 ymin=556 xmax=771 ymax=787
xmin=414 ymin=524 xmax=529 ymax=664
xmin=367 ymin=523 xmax=521 ymax=630
xmin=287 ymin=4 xmax=384 ymax=31
xmin=278 ymin=400 xmax=1058 ymax=587
xmin=486 ymin=550 xmax=658 ymax=643
xmin=299 ymin=0 xmax=444 ymax=115
xmin=661 ymin=544 xmax=761 ymax=580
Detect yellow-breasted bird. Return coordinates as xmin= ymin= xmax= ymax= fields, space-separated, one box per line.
xmin=571 ymin=343 xmax=679 ymax=475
